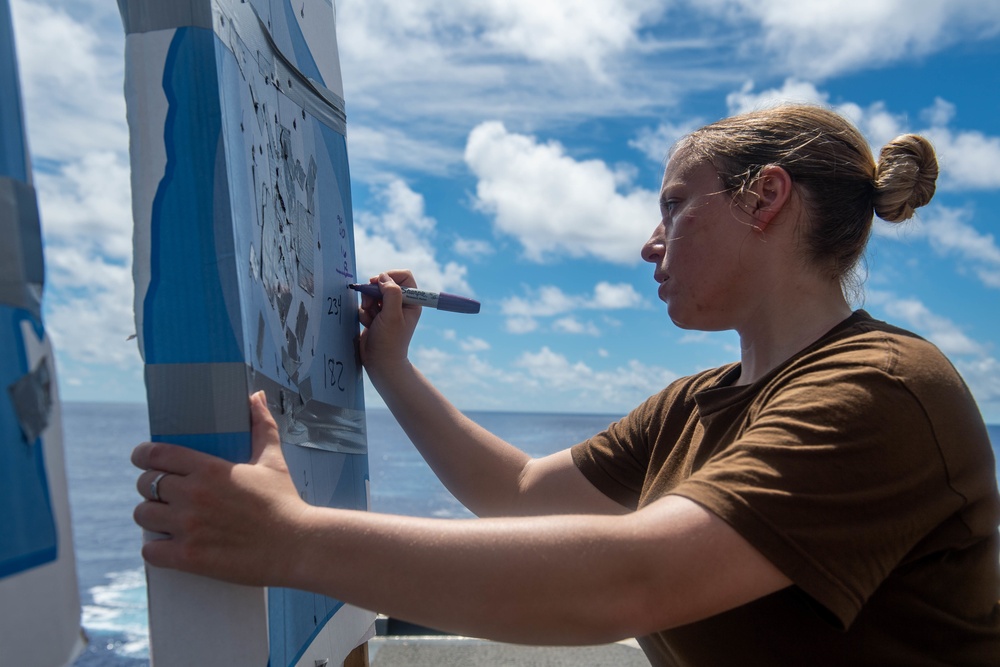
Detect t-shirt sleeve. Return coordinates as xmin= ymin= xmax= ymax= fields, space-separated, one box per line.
xmin=668 ymin=361 xmax=967 ymax=630
xmin=571 ymin=395 xmax=659 ymax=510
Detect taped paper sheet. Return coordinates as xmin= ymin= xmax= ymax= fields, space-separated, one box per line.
xmin=120 ymin=1 xmax=374 ymax=664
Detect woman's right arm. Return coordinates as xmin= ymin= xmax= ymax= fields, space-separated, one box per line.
xmin=358 ymin=271 xmax=626 ymax=518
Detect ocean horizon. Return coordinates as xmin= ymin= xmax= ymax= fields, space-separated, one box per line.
xmin=60 ymin=401 xmax=1000 ymax=666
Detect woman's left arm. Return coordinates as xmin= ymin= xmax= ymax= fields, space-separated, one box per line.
xmin=133 ymin=392 xmax=790 ymax=645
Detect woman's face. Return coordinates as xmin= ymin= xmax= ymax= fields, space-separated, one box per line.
xmin=641 ymin=155 xmax=763 ymax=331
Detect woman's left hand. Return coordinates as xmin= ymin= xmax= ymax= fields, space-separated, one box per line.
xmin=131 ymin=391 xmax=310 ymax=587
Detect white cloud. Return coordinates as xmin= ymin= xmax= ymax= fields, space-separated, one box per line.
xmin=332 ymin=2 xmax=767 ymax=194
xmin=410 ymin=342 xmax=677 ymax=413
xmin=629 ymin=118 xmax=704 ymax=164
xmin=346 ymin=124 xmax=462 ymax=182
xmin=726 ymin=79 xmax=829 ymax=114
xmin=45 ymin=275 xmax=138 ymax=368
xmin=922 ymin=124 xmax=1000 ymax=191
xmin=338 ymin=0 xmax=665 ymax=78
xmin=475 ymin=0 xmax=665 ymax=77
xmin=916 ymin=208 xmax=1000 ymax=267
xmin=879 ymin=206 xmax=1000 ymax=290
xmin=873 ymin=294 xmax=983 ymax=356
xmin=452 ymin=237 xmax=495 ymax=261
xmin=501 ymin=283 xmax=645 ymax=316
xmin=503 ymin=317 xmax=538 ymax=334
xmin=34 ymin=151 xmax=133 ymax=260
xmin=502 ymin=286 xmax=577 ymax=318
xmin=920 ymin=97 xmax=956 ymax=127
xmin=500 ymin=282 xmax=646 ymax=334
xmin=955 ymin=356 xmax=1000 ymax=406
xmin=592 ymin=282 xmax=645 ymax=309
xmin=698 ymin=0 xmax=1000 ymax=79
xmin=459 ymin=337 xmax=491 ymax=352
xmin=465 ymin=121 xmax=659 ymax=264
xmin=11 ymin=0 xmax=127 ymax=162
xmin=552 ymin=317 xmax=601 ymax=336
xmin=866 ymin=292 xmax=1000 ymax=414
xmin=516 ymin=346 xmax=676 ymax=406
xmin=354 ymin=179 xmax=472 ymax=293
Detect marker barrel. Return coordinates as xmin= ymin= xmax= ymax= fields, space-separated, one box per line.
xmin=348 ymin=284 xmax=480 ymax=314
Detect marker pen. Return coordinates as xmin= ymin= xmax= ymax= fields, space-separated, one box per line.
xmin=348 ymin=283 xmax=481 ymax=314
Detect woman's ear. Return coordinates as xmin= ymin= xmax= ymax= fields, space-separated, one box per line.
xmin=746 ymin=165 xmax=793 ymax=230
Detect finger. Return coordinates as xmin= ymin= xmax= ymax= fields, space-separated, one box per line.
xmin=141 ymin=535 xmax=178 ymax=570
xmin=136 ymin=469 xmax=177 ymax=502
xmin=130 ymin=442 xmax=153 ymax=469
xmin=385 ymin=269 xmax=417 ymax=288
xmin=131 ymin=440 xmax=211 ymax=475
xmin=376 ymin=272 xmax=405 ymax=313
xmin=133 ymin=499 xmax=175 ymax=535
xmin=249 ymin=391 xmax=284 ymax=468
xmin=358 ymin=303 xmax=375 ymax=328
xmin=358 ymin=293 xmax=382 ymax=319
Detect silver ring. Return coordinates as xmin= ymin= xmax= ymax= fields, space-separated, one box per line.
xmin=150 ymin=472 xmax=170 ymax=502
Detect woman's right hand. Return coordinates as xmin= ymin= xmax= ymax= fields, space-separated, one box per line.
xmin=357 ymin=270 xmax=422 ymax=378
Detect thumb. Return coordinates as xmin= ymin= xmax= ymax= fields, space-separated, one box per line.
xmin=249 ymin=391 xmax=284 ymax=468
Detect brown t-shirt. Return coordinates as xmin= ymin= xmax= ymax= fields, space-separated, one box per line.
xmin=572 ymin=311 xmax=1000 ymax=666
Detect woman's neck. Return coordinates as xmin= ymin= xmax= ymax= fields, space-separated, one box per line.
xmin=734 ymin=283 xmax=853 ymax=386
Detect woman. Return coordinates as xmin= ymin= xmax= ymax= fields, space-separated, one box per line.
xmin=133 ymin=105 xmax=1000 ymax=665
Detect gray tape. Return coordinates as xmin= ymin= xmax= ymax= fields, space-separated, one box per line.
xmin=145 ymin=362 xmax=251 ymax=435
xmin=118 ymin=0 xmax=346 ymax=134
xmin=274 ymin=53 xmax=347 ymax=136
xmin=0 ymin=176 xmax=44 ymax=317
xmin=8 ymin=356 xmax=52 ymax=445
xmin=117 ymin=0 xmax=213 ymax=34
xmin=146 ymin=362 xmax=366 ymax=454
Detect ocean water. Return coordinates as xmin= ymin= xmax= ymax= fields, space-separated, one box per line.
xmin=64 ymin=403 xmax=624 ymax=666
xmin=61 ymin=402 xmax=1000 ymax=666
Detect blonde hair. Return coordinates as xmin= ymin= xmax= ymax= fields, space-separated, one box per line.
xmin=675 ymin=104 xmax=938 ymax=282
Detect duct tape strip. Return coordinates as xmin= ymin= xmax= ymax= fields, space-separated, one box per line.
xmin=0 ymin=177 xmax=44 ymax=317
xmin=117 ymin=0 xmax=213 ymax=33
xmin=145 ymin=362 xmax=251 ymax=436
xmin=8 ymin=355 xmax=52 ymax=445
xmin=146 ymin=362 xmax=366 ymax=454
xmin=118 ymin=0 xmax=346 ymax=135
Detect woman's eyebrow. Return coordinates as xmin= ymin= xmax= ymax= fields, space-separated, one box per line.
xmin=659 ymin=184 xmax=682 ymax=206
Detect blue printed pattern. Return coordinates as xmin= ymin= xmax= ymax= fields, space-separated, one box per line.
xmin=0 ymin=312 xmax=57 ymax=579
xmin=141 ymin=7 xmax=368 ymax=663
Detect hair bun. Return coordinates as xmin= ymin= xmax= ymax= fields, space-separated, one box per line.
xmin=873 ymin=134 xmax=938 ymax=223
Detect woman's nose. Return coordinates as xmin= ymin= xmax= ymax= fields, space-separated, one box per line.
xmin=641 ymin=223 xmax=665 ymax=263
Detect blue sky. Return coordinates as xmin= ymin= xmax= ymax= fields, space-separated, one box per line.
xmin=9 ymin=0 xmax=1000 ymax=421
